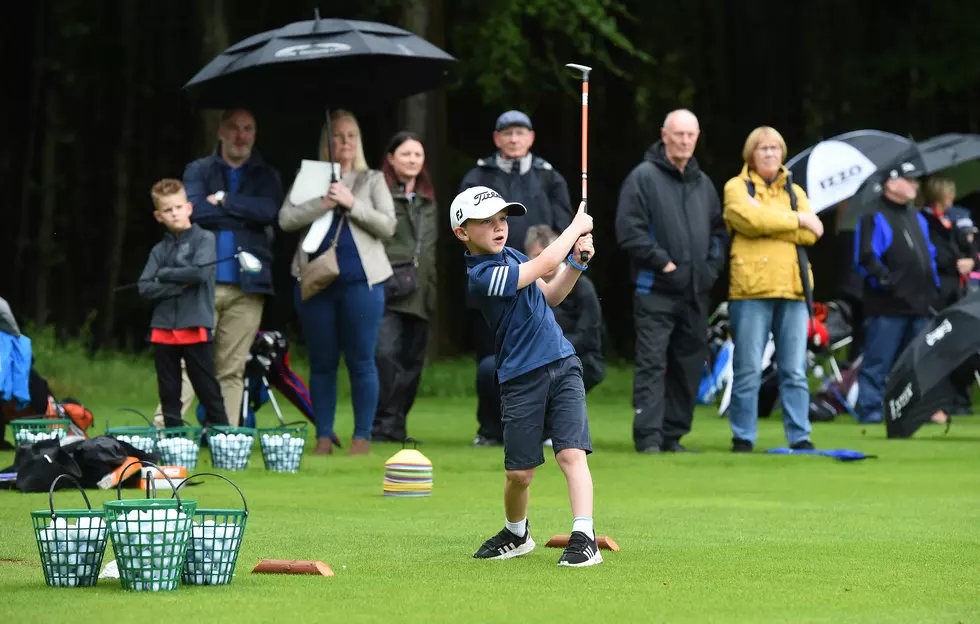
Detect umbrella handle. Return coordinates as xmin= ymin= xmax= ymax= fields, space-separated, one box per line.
xmin=324 ymin=108 xmax=338 ymax=183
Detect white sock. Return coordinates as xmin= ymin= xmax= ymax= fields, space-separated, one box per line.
xmin=505 ymin=517 xmax=527 ymax=537
xmin=572 ymin=517 xmax=594 ymax=540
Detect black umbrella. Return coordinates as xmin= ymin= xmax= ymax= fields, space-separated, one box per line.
xmin=883 ymin=292 xmax=980 ymax=438
xmin=182 ymin=12 xmax=458 ymax=113
xmin=840 ymin=134 xmax=980 ymax=230
xmin=785 ymin=130 xmax=912 ymax=215
xmin=917 ymin=133 xmax=980 ymax=199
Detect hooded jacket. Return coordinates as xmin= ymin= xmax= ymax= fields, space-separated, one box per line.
xmin=615 ymin=141 xmax=728 ymax=296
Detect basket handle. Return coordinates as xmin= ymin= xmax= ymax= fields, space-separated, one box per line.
xmin=114 ymin=459 xmax=187 ymax=513
xmin=48 ymin=474 xmax=92 ymax=519
xmin=109 ymin=407 xmax=154 ymax=431
xmin=173 ymin=472 xmax=248 ymax=515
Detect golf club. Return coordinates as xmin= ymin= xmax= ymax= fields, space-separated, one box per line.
xmin=565 ymin=62 xmax=592 ymax=264
xmin=113 ymin=251 xmax=262 ymax=292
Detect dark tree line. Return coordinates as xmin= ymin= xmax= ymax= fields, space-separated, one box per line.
xmin=2 ymin=0 xmax=979 ymax=359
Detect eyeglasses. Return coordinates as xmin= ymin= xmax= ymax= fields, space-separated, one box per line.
xmin=755 ymin=145 xmax=782 ymax=154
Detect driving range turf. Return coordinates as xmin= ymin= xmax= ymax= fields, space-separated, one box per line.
xmin=1 ymin=350 xmax=979 ymax=623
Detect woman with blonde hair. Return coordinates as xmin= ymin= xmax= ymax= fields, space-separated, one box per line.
xmin=279 ymin=109 xmax=397 ymax=456
xmin=723 ymin=126 xmax=824 ymax=453
xmin=921 ymin=176 xmax=974 ymax=308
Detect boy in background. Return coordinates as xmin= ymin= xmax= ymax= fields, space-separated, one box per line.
xmin=452 ymin=185 xmax=601 ymax=567
xmin=139 ymin=179 xmax=228 ymax=428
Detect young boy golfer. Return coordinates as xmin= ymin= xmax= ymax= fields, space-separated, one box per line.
xmin=139 ymin=178 xmax=228 ymax=429
xmin=452 ymin=185 xmax=601 ymax=567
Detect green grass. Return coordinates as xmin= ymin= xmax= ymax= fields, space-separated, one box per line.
xmin=2 ymin=337 xmax=980 ymax=622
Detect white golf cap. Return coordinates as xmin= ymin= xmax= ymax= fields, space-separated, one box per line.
xmin=450 ymin=186 xmax=526 ymax=229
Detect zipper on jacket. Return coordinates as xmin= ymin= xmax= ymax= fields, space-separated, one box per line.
xmin=900 ymin=214 xmax=932 ymax=278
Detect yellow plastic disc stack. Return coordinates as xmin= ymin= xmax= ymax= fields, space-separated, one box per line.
xmin=383 ymin=448 xmax=432 ymax=497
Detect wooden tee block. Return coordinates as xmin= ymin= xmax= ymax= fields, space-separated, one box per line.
xmin=252 ymin=559 xmax=335 ymax=576
xmin=545 ymin=534 xmax=620 ymax=551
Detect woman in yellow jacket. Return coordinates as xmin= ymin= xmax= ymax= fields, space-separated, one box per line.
xmin=723 ymin=126 xmax=824 ymax=453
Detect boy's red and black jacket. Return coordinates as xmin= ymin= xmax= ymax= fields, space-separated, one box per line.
xmin=855 ymin=198 xmax=939 ymax=317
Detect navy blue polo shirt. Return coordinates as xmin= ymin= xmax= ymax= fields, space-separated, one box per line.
xmin=466 ymin=247 xmax=575 ymax=384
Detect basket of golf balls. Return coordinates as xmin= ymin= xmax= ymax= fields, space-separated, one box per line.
xmin=257 ymin=422 xmax=308 ymax=473
xmin=206 ymin=426 xmax=257 ymax=471
xmin=173 ymin=472 xmax=248 ymax=586
xmin=31 ymin=474 xmax=110 ymax=588
xmin=104 ymin=408 xmax=158 ymax=454
xmin=156 ymin=424 xmax=204 ymax=470
xmin=103 ymin=460 xmax=197 ymax=592
xmin=11 ymin=418 xmax=71 ymax=445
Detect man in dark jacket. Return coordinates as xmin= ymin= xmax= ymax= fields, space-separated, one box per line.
xmin=458 ymin=111 xmax=573 ymax=254
xmin=152 ymin=109 xmax=283 ymax=428
xmin=615 ymin=109 xmax=728 ymax=454
xmin=854 ymin=168 xmax=939 ymax=424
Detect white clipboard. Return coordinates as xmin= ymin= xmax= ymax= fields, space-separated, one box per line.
xmin=290 ymin=160 xmax=341 ymax=254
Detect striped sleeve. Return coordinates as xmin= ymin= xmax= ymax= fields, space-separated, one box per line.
xmin=468 ymin=262 xmax=519 ymax=299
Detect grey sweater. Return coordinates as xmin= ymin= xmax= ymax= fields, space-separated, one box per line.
xmin=138 ymin=224 xmax=217 ymax=331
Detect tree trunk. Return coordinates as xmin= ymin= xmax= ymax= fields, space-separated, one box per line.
xmin=15 ymin=4 xmax=45 ymax=308
xmin=100 ymin=1 xmax=138 ymax=347
xmin=197 ymin=0 xmax=229 ymax=154
xmin=35 ymin=90 xmax=59 ymax=327
xmin=401 ymin=0 xmax=431 ymax=137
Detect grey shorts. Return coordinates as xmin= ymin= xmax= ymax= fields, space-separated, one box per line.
xmin=499 ymin=355 xmax=592 ymax=471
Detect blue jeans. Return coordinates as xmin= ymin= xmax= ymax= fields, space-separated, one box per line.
xmin=294 ymin=280 xmax=385 ymax=440
xmin=856 ymin=316 xmax=928 ymax=424
xmin=729 ymin=299 xmax=812 ymax=446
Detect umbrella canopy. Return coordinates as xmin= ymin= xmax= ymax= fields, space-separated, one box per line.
xmin=883 ymin=292 xmax=980 ymax=438
xmin=840 ymin=133 xmax=980 ymax=230
xmin=785 ymin=130 xmax=912 ymax=214
xmin=183 ymin=14 xmax=457 ymax=112
xmin=917 ymin=133 xmax=980 ymax=199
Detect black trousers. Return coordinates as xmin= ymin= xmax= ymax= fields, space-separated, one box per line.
xmin=154 ymin=342 xmax=228 ymax=428
xmin=632 ymin=292 xmax=708 ymax=450
xmin=373 ymin=310 xmax=429 ymax=441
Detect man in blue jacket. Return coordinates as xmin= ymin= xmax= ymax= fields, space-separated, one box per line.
xmin=152 ymin=109 xmax=283 ymax=427
xmin=854 ymin=166 xmax=939 ymax=424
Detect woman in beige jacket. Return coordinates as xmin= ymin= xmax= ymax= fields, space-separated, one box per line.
xmin=279 ymin=110 xmax=396 ymax=456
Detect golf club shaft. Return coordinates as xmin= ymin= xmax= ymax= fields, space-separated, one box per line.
xmin=566 ymin=63 xmax=592 ymax=265
xmin=113 ymin=254 xmax=239 ymax=292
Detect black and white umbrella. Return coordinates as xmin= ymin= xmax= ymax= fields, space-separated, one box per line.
xmin=183 ymin=12 xmax=458 ymax=112
xmin=884 ymin=292 xmax=980 ymax=438
xmin=785 ymin=130 xmax=913 ymax=214
xmin=841 ymin=133 xmax=980 ymax=230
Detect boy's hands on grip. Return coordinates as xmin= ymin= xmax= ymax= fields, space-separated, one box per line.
xmin=571 ymin=201 xmax=593 ymax=236
xmin=572 ymin=234 xmax=595 ymax=265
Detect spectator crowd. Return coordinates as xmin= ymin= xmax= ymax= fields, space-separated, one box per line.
xmin=118 ymin=105 xmax=980 ymax=455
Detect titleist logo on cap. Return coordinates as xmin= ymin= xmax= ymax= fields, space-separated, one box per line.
xmin=473 ymin=190 xmax=502 ymax=205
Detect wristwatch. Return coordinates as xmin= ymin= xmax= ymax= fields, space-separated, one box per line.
xmin=214 ymin=190 xmax=226 ymax=203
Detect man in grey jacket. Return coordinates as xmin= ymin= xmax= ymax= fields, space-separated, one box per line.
xmin=615 ymin=109 xmax=728 ymax=453
xmin=140 ymin=179 xmax=228 ymax=428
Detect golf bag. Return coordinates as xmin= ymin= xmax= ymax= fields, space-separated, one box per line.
xmin=192 ymin=330 xmax=341 ymax=446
